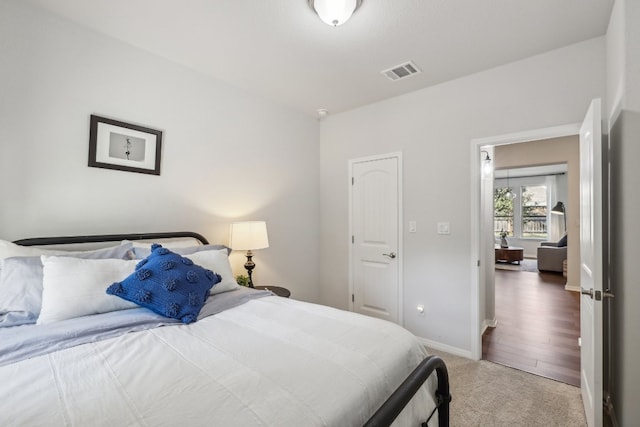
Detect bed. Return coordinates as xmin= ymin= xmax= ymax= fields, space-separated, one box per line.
xmin=0 ymin=232 xmax=450 ymax=426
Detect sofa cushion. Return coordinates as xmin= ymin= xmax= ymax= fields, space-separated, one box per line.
xmin=557 ymin=234 xmax=568 ymax=247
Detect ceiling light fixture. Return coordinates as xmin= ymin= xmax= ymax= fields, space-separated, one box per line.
xmin=505 ymin=169 xmax=516 ymax=200
xmin=317 ymin=108 xmax=329 ymax=119
xmin=308 ymin=0 xmax=363 ymax=27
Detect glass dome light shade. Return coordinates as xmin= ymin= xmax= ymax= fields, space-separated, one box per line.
xmin=312 ymin=0 xmax=358 ymax=26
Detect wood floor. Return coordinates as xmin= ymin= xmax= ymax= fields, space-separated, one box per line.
xmin=482 ymin=267 xmax=581 ymax=386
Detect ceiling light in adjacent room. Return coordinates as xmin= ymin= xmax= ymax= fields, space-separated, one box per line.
xmin=309 ymin=0 xmax=363 ymax=27
xmin=480 ymin=150 xmax=493 ymax=176
xmin=504 ymin=169 xmax=516 ymax=200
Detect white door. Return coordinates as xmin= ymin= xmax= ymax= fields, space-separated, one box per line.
xmin=579 ymin=98 xmax=604 ymax=427
xmin=350 ymin=155 xmax=401 ymax=324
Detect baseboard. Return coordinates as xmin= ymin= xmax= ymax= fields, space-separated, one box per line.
xmin=565 ymin=283 xmax=580 ymax=292
xmin=417 ymin=337 xmax=473 ymax=359
xmin=482 ymin=318 xmax=497 ymax=334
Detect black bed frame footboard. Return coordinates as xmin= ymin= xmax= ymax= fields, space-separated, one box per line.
xmin=364 ymin=355 xmax=451 ymax=427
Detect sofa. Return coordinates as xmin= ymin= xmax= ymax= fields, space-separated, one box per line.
xmin=537 ymin=234 xmax=567 ymax=273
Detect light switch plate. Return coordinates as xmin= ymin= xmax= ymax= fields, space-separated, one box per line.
xmin=437 ymin=222 xmax=450 ymax=235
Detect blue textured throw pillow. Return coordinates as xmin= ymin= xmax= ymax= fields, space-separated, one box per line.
xmin=107 ymin=244 xmax=221 ymax=324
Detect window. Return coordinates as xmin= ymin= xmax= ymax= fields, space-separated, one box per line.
xmin=521 ymin=185 xmax=547 ymax=238
xmin=494 ymin=187 xmax=514 ymax=237
xmin=493 ymin=182 xmax=549 ymax=240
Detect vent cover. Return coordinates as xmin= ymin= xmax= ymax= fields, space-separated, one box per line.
xmin=381 ymin=61 xmax=421 ymax=81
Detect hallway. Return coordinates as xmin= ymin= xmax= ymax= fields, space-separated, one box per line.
xmin=482 ymin=268 xmax=580 ymax=386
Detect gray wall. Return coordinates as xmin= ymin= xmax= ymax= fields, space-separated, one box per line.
xmin=319 ymin=37 xmax=606 ymax=355
xmin=606 ymin=0 xmax=640 ymax=423
xmin=0 ymin=1 xmax=321 ymax=302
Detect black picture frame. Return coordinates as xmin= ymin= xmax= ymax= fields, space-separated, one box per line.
xmin=88 ymin=115 xmax=163 ymax=176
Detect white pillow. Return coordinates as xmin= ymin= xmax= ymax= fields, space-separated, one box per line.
xmin=0 ymin=242 xmax=135 ymax=328
xmin=0 ymin=239 xmax=75 ymax=261
xmin=128 ymin=238 xmax=203 ymax=250
xmin=38 ymin=256 xmax=139 ymax=325
xmin=184 ymin=249 xmax=240 ymax=295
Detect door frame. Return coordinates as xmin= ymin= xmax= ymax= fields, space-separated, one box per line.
xmin=469 ymin=123 xmax=580 ymax=360
xmin=348 ymin=152 xmax=404 ymax=325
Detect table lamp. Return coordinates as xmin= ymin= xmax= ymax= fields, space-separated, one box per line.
xmin=229 ymin=221 xmax=269 ymax=288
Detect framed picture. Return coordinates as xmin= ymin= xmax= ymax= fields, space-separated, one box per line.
xmin=88 ymin=115 xmax=163 ymax=175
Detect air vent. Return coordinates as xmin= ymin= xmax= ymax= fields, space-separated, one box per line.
xmin=381 ymin=61 xmax=421 ymax=81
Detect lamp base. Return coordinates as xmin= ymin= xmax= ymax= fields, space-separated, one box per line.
xmin=244 ymin=250 xmax=255 ymax=288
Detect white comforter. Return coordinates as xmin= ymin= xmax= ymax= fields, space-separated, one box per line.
xmin=0 ymin=296 xmax=435 ymax=426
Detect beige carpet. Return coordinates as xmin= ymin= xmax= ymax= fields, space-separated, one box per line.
xmin=427 ymin=349 xmax=587 ymax=426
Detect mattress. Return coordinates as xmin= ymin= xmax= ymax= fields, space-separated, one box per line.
xmin=0 ymin=292 xmax=436 ymax=426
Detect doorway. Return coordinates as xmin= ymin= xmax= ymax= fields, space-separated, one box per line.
xmin=471 ymin=126 xmax=583 ymax=350
xmin=482 ymin=139 xmax=581 ymax=385
xmin=471 ymin=125 xmax=582 ymax=359
xmin=472 ymin=100 xmax=606 ymax=425
xmin=484 ymin=160 xmax=580 ymax=384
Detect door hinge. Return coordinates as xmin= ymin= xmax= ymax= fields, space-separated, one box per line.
xmin=352 ymin=294 xmax=354 ymax=303
xmin=352 ymin=177 xmax=354 ymax=185
xmin=352 ymin=235 xmax=354 ymax=244
xmin=477 ymin=259 xmax=481 ymax=267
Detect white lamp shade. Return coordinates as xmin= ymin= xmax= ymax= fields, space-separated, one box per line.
xmin=229 ymin=221 xmax=269 ymax=251
xmin=313 ymin=0 xmax=358 ymax=26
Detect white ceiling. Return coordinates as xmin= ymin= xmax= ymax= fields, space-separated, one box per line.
xmin=24 ymin=0 xmax=613 ymax=117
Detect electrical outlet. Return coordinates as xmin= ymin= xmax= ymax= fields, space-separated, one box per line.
xmin=409 ymin=221 xmax=417 ymax=233
xmin=437 ymin=222 xmax=450 ymax=235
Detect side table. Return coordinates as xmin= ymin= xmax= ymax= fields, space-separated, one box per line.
xmin=254 ymin=285 xmax=291 ymax=298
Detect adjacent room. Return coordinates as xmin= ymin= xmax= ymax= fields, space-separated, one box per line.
xmin=484 ymin=140 xmax=580 ymax=386
xmin=1 ymin=0 xmax=638 ymax=425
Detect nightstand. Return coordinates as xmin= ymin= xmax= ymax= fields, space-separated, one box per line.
xmin=254 ymin=285 xmax=291 ymax=298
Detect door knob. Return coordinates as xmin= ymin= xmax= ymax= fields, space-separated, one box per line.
xmin=581 ymin=288 xmax=615 ymax=301
xmin=581 ymin=288 xmax=594 ymax=299
xmin=382 ymin=252 xmax=396 ymax=259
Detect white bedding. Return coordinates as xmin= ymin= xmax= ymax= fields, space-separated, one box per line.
xmin=0 ymin=295 xmax=435 ymax=426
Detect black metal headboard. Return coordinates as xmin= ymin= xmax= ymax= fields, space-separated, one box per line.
xmin=13 ymin=232 xmax=209 ymax=246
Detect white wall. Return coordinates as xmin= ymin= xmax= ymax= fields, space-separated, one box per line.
xmin=0 ymin=1 xmax=321 ymax=302
xmin=606 ymin=0 xmax=640 ymax=423
xmin=319 ymin=37 xmax=606 ymax=354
